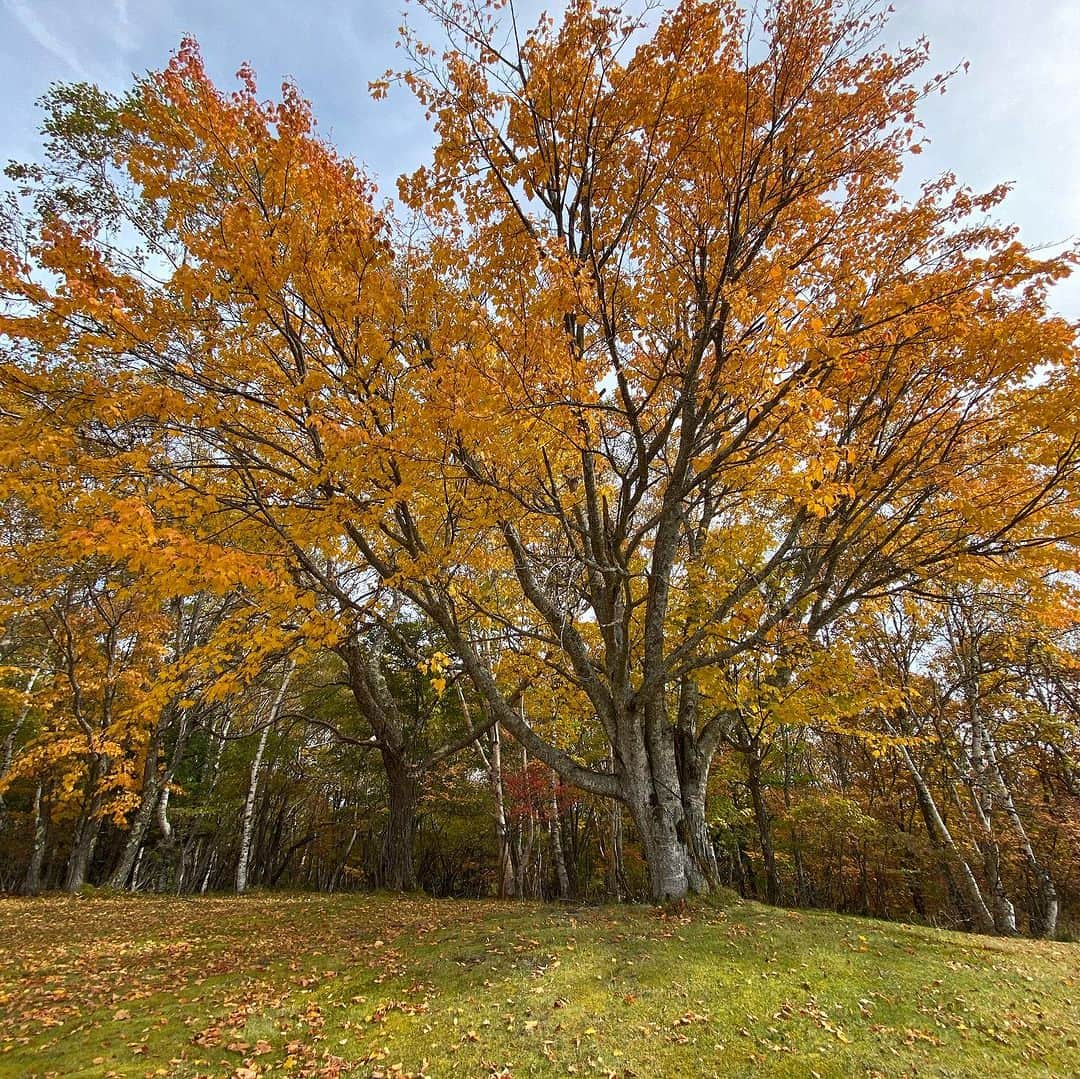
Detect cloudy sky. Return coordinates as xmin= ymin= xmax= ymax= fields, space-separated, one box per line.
xmin=2 ymin=0 xmax=1077 ymax=317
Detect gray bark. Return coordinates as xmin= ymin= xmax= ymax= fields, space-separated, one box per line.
xmin=0 ymin=664 xmax=41 ymax=799
xmin=237 ymin=665 xmax=293 ymax=893
xmin=549 ymin=771 xmax=570 ymax=899
xmin=23 ymin=782 xmax=48 ymax=895
xmin=897 ymin=740 xmax=996 ymax=934
xmin=981 ymin=728 xmax=1058 ymax=936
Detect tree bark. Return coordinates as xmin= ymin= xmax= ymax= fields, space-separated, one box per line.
xmin=237 ymin=720 xmax=271 ymax=894
xmin=64 ymin=805 xmax=101 ymax=892
xmin=549 ymin=771 xmax=570 ymax=900
xmin=981 ymin=726 xmax=1058 ymax=937
xmin=677 ymin=728 xmax=720 ymax=888
xmin=378 ymin=748 xmax=418 ymax=891
xmin=899 ymin=741 xmax=996 ymax=934
xmin=0 ymin=664 xmax=41 ymax=810
xmin=237 ymin=665 xmax=293 ymax=893
xmin=23 ymin=782 xmax=48 ymax=895
xmin=489 ymin=724 xmax=515 ymax=898
xmin=746 ymin=753 xmax=781 ymax=905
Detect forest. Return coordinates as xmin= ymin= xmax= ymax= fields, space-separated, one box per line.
xmin=0 ymin=0 xmax=1078 ymax=945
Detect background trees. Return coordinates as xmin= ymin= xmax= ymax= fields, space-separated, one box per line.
xmin=0 ymin=0 xmax=1077 ymax=929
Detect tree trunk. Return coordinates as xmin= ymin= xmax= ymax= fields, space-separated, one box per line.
xmin=621 ymin=719 xmax=707 ymax=902
xmin=965 ymin=730 xmax=1018 ymax=935
xmin=677 ymin=731 xmax=719 ymax=888
xmin=746 ymin=754 xmax=781 ymax=904
xmin=109 ymin=720 xmax=168 ymax=889
xmin=549 ymin=772 xmax=570 ymax=899
xmin=330 ymin=826 xmax=358 ymax=893
xmin=605 ymin=770 xmax=625 ymax=902
xmin=64 ymin=753 xmax=105 ymax=892
xmin=899 ymin=742 xmax=996 ymax=934
xmin=64 ymin=806 xmax=101 ymax=892
xmin=237 ymin=720 xmax=271 ymax=894
xmin=109 ymin=777 xmax=160 ymax=890
xmin=237 ymin=666 xmax=292 ymax=894
xmin=0 ymin=664 xmax=41 ymax=811
xmin=488 ymin=723 xmax=515 ymax=898
xmin=23 ymin=782 xmax=48 ymax=895
xmin=378 ymin=749 xmax=418 ymax=891
xmin=981 ymin=728 xmax=1058 ymax=937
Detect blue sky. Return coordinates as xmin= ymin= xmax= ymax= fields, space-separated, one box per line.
xmin=2 ymin=0 xmax=1078 ymax=317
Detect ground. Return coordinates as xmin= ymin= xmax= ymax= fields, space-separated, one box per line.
xmin=0 ymin=893 xmax=1077 ymax=1078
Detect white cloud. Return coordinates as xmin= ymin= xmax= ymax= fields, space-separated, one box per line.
xmin=3 ymin=0 xmax=94 ymax=81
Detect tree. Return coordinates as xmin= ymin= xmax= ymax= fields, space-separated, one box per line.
xmin=1 ymin=0 xmax=1078 ymax=902
xmin=367 ymin=0 xmax=1080 ymax=898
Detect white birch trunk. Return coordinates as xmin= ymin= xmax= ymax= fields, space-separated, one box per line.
xmin=236 ymin=664 xmax=293 ymax=893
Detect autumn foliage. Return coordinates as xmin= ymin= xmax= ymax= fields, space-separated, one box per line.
xmin=0 ymin=0 xmax=1078 ymax=929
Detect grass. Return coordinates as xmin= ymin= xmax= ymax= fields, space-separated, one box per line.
xmin=1 ymin=892 xmax=1078 ymax=1078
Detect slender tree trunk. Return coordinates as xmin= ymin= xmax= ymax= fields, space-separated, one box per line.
xmin=981 ymin=729 xmax=1058 ymax=937
xmin=23 ymin=782 xmax=48 ymax=895
xmin=109 ymin=778 xmax=160 ymax=889
xmin=237 ymin=666 xmax=292 ymax=893
xmin=458 ymin=689 xmax=515 ymax=899
xmin=746 ymin=754 xmax=781 ymax=904
xmin=0 ymin=665 xmax=41 ymax=810
xmin=604 ymin=759 xmax=625 ymax=902
xmin=964 ymin=727 xmax=1017 ymax=935
xmin=237 ymin=720 xmax=271 ymax=894
xmin=488 ymin=724 xmax=515 ymax=898
xmin=899 ymin=742 xmax=996 ymax=934
xmin=781 ymin=729 xmax=810 ymax=905
xmin=954 ymin=626 xmax=1018 ymax=934
xmin=109 ymin=721 xmax=168 ymax=889
xmin=549 ymin=772 xmax=570 ymax=899
xmin=969 ymin=799 xmax=1017 ymax=934
xmin=330 ymin=826 xmax=359 ymax=893
xmin=200 ymin=852 xmax=216 ymax=893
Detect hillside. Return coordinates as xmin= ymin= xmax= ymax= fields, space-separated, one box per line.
xmin=0 ymin=894 xmax=1077 ymax=1078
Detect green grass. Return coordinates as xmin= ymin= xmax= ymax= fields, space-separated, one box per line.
xmin=1 ymin=892 xmax=1077 ymax=1078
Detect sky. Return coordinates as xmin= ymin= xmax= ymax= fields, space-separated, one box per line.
xmin=1 ymin=0 xmax=1078 ymax=318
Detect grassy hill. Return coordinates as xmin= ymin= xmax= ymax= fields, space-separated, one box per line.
xmin=0 ymin=892 xmax=1077 ymax=1078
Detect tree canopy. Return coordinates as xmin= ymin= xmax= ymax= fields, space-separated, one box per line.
xmin=1 ymin=0 xmax=1077 ymax=923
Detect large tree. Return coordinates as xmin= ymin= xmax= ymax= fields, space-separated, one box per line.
xmin=2 ymin=0 xmax=1078 ymax=900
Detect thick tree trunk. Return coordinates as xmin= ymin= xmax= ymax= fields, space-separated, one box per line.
xmin=64 ymin=806 xmax=101 ymax=892
xmin=624 ymin=717 xmax=707 ymax=901
xmin=678 ymin=732 xmax=719 ymax=889
xmin=624 ymin=751 xmax=704 ymax=901
xmin=378 ymin=749 xmax=418 ymax=891
xmin=633 ymin=808 xmax=693 ymax=901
